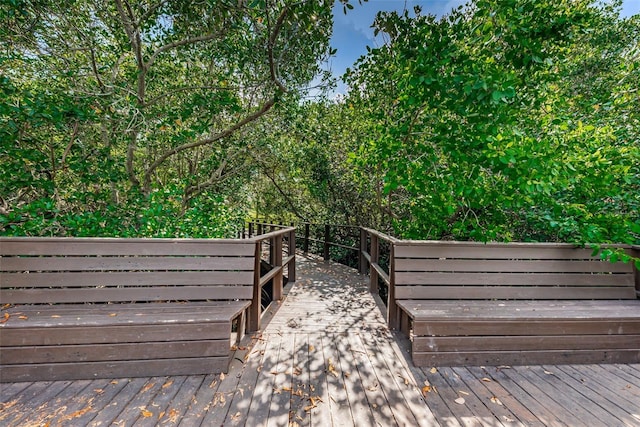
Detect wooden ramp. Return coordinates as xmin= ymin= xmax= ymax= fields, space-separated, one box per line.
xmin=1 ymin=254 xmax=640 ymax=426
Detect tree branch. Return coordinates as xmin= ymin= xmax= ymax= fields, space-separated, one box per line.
xmin=142 ymin=97 xmax=276 ymax=193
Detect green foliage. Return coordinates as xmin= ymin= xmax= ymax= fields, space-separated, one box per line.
xmin=342 ymin=0 xmax=640 ymax=248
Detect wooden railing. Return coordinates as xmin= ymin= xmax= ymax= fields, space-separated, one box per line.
xmin=246 ymin=225 xmax=296 ymax=331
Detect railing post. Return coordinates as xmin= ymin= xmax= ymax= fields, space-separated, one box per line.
xmin=248 ymin=222 xmax=254 ymax=238
xmin=289 ymin=227 xmax=296 ymax=282
xmin=273 ymin=235 xmax=283 ymax=301
xmin=249 ymin=240 xmax=262 ymax=332
xmin=324 ymin=224 xmax=330 ymax=262
xmin=633 ymin=246 xmax=639 ymax=298
xmin=370 ymin=233 xmax=379 ymax=293
xmin=388 ymin=243 xmax=399 ymax=329
xmin=257 ymin=223 xmax=263 ymax=236
xmin=303 ymin=223 xmax=310 ymax=255
xmin=359 ymin=227 xmax=367 ymax=274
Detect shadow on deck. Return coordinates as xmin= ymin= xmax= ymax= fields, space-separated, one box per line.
xmin=1 ymin=254 xmax=639 ymax=426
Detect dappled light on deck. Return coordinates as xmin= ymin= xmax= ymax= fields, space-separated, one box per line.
xmin=1 ymin=255 xmax=639 ymax=426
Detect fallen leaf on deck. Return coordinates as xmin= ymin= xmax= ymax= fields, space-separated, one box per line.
xmin=94 ymin=389 xmax=104 ymax=394
xmin=309 ymin=344 xmax=315 ymax=352
xmin=141 ymin=383 xmax=155 ymax=393
xmin=209 ymin=379 xmax=218 ymax=388
xmin=458 ymin=390 xmax=469 ymax=396
xmin=543 ymin=370 xmax=554 ymax=375
xmin=503 ymin=415 xmax=515 ymax=422
xmin=231 ymin=345 xmax=238 ymax=351
xmin=213 ymin=392 xmax=226 ymax=406
xmin=230 ymin=412 xmax=241 ymax=421
xmin=481 ymin=377 xmax=492 ymax=382
xmin=490 ymin=396 xmax=503 ymax=405
xmin=162 ymin=380 xmax=173 ymax=389
xmin=18 ymin=315 xmax=28 ymax=320
xmin=51 ymin=315 xmax=61 ymax=318
xmin=1 ymin=313 xmax=10 ymax=324
xmin=166 ymin=408 xmax=179 ymax=422
xmin=220 ymin=372 xmax=226 ymax=380
xmin=421 ymin=385 xmax=432 ymax=396
xmin=141 ymin=409 xmax=153 ymax=417
xmin=327 ymin=359 xmax=339 ymax=377
xmin=454 ymin=397 xmax=466 ymax=405
xmin=109 ymin=313 xmax=117 ymax=317
xmin=430 ymin=367 xmax=437 ymax=374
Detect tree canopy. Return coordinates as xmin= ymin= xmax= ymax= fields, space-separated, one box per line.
xmin=2 ymin=0 xmax=639 ymax=264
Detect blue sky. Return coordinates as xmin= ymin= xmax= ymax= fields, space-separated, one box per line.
xmin=326 ymin=0 xmax=640 ymax=96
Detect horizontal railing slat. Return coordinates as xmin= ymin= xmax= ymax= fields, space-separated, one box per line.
xmin=2 ymin=271 xmax=255 ymax=288
xmin=395 ymin=272 xmax=634 ymax=287
xmin=1 ymin=256 xmax=254 ymax=272
xmin=2 ymin=285 xmax=254 ymax=304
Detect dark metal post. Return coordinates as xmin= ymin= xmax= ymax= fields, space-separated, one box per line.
xmin=359 ymin=227 xmax=367 ymax=274
xmin=303 ymin=223 xmax=310 ymax=254
xmin=248 ymin=222 xmax=254 ymax=238
xmin=370 ymin=233 xmax=379 ymax=293
xmin=323 ymin=224 xmax=330 ymax=262
xmin=387 ymin=243 xmax=398 ymax=329
xmin=289 ymin=228 xmax=296 ymax=282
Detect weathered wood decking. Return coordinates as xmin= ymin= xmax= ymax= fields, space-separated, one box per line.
xmin=1 ymin=255 xmax=640 ymax=426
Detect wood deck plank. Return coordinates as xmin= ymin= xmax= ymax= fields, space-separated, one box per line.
xmin=544 ymin=365 xmax=640 ymax=427
xmin=500 ymin=367 xmax=590 ymax=427
xmin=1 ymin=380 xmax=70 ymax=426
xmin=87 ymin=377 xmax=151 ymax=427
xmin=176 ymin=374 xmax=221 ymax=427
xmin=451 ymin=367 xmax=526 ymax=426
xmin=476 ymin=367 xmax=566 ymax=427
xmin=244 ymin=332 xmax=283 ymax=425
xmin=333 ymin=331 xmax=377 ymax=426
xmin=346 ymin=332 xmax=397 ymax=425
xmin=307 ymin=333 xmax=332 ymax=427
xmin=466 ymin=366 xmax=546 ymax=427
xmin=132 ymin=376 xmax=187 ymax=427
xmin=265 ymin=333 xmax=296 ymax=427
xmin=368 ymin=330 xmax=442 ymax=427
xmin=2 ymin=256 xmax=640 ymax=426
xmin=223 ymin=334 xmax=270 ymax=426
xmin=320 ymin=333 xmax=355 ymax=427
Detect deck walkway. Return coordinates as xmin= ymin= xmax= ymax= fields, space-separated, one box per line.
xmin=1 ymin=254 xmax=640 ymax=426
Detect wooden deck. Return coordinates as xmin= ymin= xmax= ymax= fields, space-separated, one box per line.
xmin=1 ymin=254 xmax=640 ymax=426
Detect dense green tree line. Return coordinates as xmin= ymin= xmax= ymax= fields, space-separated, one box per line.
xmin=2 ymin=0 xmax=638 ymax=265
xmin=1 ymin=0 xmax=342 ymax=236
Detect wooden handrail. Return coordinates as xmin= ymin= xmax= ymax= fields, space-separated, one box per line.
xmin=247 ymin=226 xmax=296 ymax=331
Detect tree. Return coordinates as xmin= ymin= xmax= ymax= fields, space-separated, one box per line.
xmin=342 ymin=0 xmax=639 ymax=255
xmin=1 ymin=0 xmax=341 ymax=236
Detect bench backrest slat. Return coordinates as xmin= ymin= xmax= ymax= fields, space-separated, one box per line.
xmin=1 ymin=237 xmax=256 ymax=305
xmin=394 ymin=242 xmax=636 ymax=300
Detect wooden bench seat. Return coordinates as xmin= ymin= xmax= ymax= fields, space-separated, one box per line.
xmin=0 ymin=237 xmax=256 ymax=382
xmin=392 ymin=241 xmax=640 ymax=366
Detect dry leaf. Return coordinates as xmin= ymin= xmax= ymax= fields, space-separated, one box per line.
xmin=141 ymin=409 xmax=153 ymax=418
xmin=18 ymin=315 xmax=28 ymax=320
xmin=141 ymin=383 xmax=155 ymax=393
xmin=220 ymin=372 xmax=226 ymax=380
xmin=93 ymin=389 xmax=104 ymax=394
xmin=162 ymin=380 xmax=173 ymax=389
xmin=421 ymin=385 xmax=432 ymax=396
xmin=458 ymin=390 xmax=469 ymax=396
xmin=490 ymin=396 xmax=503 ymax=406
xmin=429 ymin=367 xmax=437 ymax=374
xmin=327 ymin=359 xmax=339 ymax=377
xmin=51 ymin=315 xmax=61 ymax=318
xmin=481 ymin=377 xmax=492 ymax=382
xmin=309 ymin=344 xmax=315 ymax=352
xmin=543 ymin=370 xmax=554 ymax=375
xmin=454 ymin=397 xmax=466 ymax=405
xmin=166 ymin=408 xmax=179 ymax=423
xmin=109 ymin=313 xmax=117 ymax=317
xmin=1 ymin=313 xmax=10 ymax=324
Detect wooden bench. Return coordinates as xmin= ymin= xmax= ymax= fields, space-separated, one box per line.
xmin=392 ymin=241 xmax=640 ymax=366
xmin=0 ymin=237 xmax=256 ymax=382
